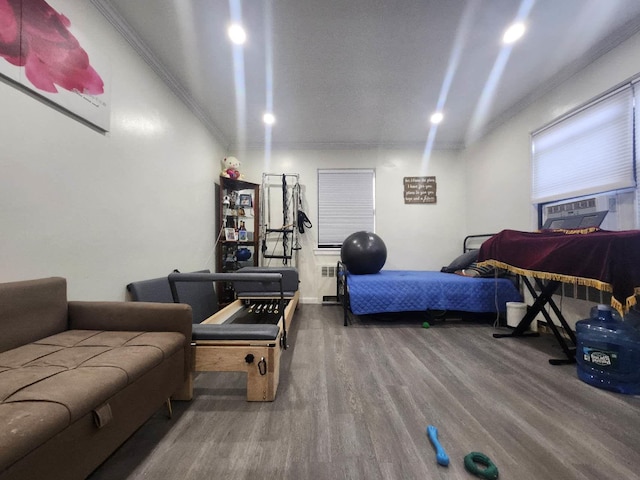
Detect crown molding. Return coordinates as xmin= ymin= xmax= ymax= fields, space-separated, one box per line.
xmin=90 ymin=0 xmax=229 ymax=148
xmin=238 ymin=139 xmax=465 ymax=152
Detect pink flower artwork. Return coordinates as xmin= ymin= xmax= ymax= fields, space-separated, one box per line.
xmin=0 ymin=0 xmax=21 ymax=65
xmin=0 ymin=0 xmax=103 ymax=94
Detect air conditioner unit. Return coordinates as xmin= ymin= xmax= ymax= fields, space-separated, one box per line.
xmin=543 ymin=191 xmax=635 ymax=231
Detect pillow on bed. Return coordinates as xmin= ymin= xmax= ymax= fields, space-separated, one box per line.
xmin=459 ymin=262 xmax=497 ymax=277
xmin=440 ymin=249 xmax=479 ymax=273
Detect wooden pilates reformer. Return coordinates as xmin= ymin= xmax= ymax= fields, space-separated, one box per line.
xmin=168 ymin=271 xmax=299 ymax=401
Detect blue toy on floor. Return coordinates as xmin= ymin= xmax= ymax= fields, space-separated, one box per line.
xmin=427 ymin=425 xmax=450 ymax=466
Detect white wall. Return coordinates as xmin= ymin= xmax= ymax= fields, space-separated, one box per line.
xmin=240 ymin=148 xmax=465 ymax=303
xmin=5 ymin=3 xmax=638 ymax=312
xmin=0 ymin=3 xmax=223 ymax=301
xmin=461 ymin=30 xmax=640 ymax=326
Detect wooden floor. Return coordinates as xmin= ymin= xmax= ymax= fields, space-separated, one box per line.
xmin=89 ymin=305 xmax=640 ymax=480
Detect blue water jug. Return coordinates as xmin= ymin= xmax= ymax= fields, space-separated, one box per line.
xmin=575 ymin=304 xmax=640 ymax=395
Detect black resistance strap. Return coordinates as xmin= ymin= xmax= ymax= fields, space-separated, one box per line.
xmin=297 ymin=210 xmax=312 ymax=234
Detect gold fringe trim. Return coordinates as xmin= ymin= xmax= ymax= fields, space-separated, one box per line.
xmin=478 ymin=260 xmax=612 ymax=291
xmin=611 ymin=298 xmax=624 ymax=316
xmin=614 ymin=291 xmax=640 ymax=316
xmin=627 ymin=289 xmax=640 ymax=311
xmin=479 ymin=260 xmax=640 ymax=314
xmin=537 ymin=227 xmax=601 ymax=235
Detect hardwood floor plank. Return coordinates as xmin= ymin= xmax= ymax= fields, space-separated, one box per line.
xmin=89 ymin=305 xmax=640 ymax=480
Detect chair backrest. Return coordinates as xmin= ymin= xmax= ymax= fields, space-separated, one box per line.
xmin=127 ymin=270 xmax=218 ymax=323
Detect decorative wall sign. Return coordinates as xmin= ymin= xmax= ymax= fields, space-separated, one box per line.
xmin=0 ymin=0 xmax=111 ymax=131
xmin=403 ymin=176 xmax=437 ymax=204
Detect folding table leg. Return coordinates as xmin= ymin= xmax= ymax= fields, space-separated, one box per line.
xmin=494 ymin=278 xmax=576 ymax=365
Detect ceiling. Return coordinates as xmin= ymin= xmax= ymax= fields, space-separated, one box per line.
xmin=94 ymin=0 xmax=640 ymax=151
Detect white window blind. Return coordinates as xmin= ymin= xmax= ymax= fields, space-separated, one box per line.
xmin=531 ymin=86 xmax=635 ymax=204
xmin=635 ymin=80 xmax=640 ymax=224
xmin=317 ymin=169 xmax=375 ymax=247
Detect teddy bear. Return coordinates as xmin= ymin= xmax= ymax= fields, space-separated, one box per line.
xmin=221 ymin=156 xmax=242 ymax=179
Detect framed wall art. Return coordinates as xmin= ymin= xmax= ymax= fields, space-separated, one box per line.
xmin=0 ymin=0 xmax=111 ymax=130
xmin=239 ymin=194 xmax=253 ymax=207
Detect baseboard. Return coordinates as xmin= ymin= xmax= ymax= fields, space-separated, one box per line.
xmin=321 ymin=295 xmax=340 ymax=306
xmin=300 ymin=296 xmax=321 ymax=304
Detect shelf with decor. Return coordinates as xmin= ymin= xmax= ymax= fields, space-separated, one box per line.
xmin=216 ymin=176 xmax=260 ymax=305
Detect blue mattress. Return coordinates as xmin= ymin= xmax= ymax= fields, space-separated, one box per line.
xmin=346 ymin=270 xmax=523 ymax=315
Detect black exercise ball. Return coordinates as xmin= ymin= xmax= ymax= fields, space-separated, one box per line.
xmin=341 ymin=231 xmax=387 ymax=274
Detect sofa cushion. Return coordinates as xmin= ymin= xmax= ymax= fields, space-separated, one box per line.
xmin=0 ymin=402 xmax=71 ymax=473
xmin=0 ymin=329 xmax=185 ymax=473
xmin=0 ymin=277 xmax=68 ymax=354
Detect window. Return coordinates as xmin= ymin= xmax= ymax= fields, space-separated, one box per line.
xmin=531 ymin=85 xmax=635 ymax=205
xmin=317 ymin=169 xmax=375 ymax=248
xmin=635 ymin=79 xmax=640 ymax=224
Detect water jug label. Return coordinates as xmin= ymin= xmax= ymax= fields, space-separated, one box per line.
xmin=581 ymin=347 xmax=618 ymax=368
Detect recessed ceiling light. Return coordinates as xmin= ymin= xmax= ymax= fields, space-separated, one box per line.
xmin=430 ymin=112 xmax=444 ymax=125
xmin=503 ymin=22 xmax=525 ymax=44
xmin=227 ymin=24 xmax=246 ymax=45
xmin=263 ymin=113 xmax=276 ymax=125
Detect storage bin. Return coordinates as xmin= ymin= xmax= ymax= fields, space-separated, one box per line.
xmin=506 ymin=301 xmax=536 ymax=330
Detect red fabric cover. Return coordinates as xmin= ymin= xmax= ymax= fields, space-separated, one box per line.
xmin=478 ymin=229 xmax=640 ymax=309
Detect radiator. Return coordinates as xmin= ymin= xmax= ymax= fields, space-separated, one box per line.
xmin=318 ymin=265 xmax=338 ymax=302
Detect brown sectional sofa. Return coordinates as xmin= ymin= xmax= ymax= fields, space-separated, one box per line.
xmin=0 ymin=277 xmax=192 ymax=480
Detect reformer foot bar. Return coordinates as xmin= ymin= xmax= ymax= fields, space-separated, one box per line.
xmin=168 ymin=272 xmax=299 ymax=401
xmin=493 ymin=277 xmax=577 ymax=365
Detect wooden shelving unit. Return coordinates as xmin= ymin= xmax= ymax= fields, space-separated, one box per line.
xmin=216 ymin=176 xmax=260 ymax=304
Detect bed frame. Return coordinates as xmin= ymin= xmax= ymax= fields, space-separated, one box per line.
xmin=337 ymin=234 xmax=520 ymax=326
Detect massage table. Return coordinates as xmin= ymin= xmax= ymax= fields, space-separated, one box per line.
xmin=479 ymin=228 xmax=640 ymax=364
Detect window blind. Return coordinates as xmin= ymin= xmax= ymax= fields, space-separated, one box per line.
xmin=635 ymin=80 xmax=640 ymax=222
xmin=531 ymin=85 xmax=635 ymax=204
xmin=317 ymin=169 xmax=375 ymax=247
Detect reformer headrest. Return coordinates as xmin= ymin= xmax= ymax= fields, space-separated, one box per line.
xmin=192 ymin=323 xmax=279 ymax=341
